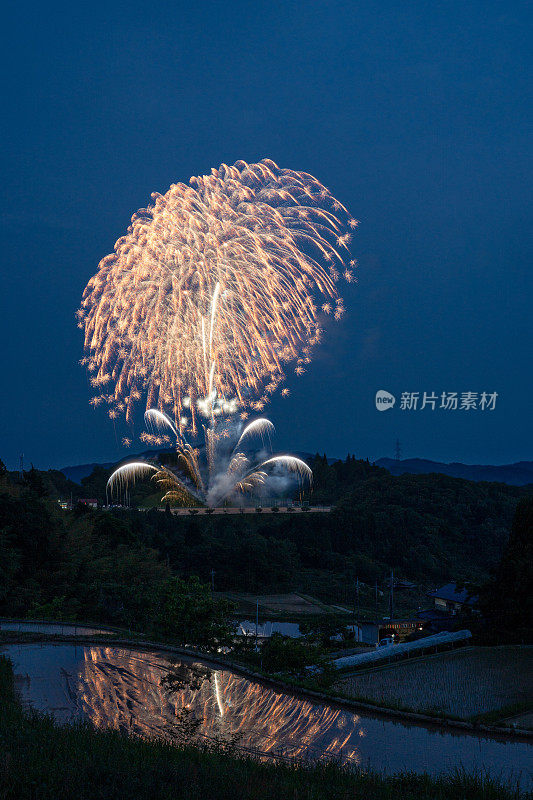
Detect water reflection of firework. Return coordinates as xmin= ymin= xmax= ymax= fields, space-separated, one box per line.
xmin=78 ymin=159 xmax=356 ymax=425
xmin=75 ymin=647 xmax=363 ymax=763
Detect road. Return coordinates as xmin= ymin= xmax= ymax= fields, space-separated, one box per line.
xmin=166 ymin=505 xmax=332 ymax=515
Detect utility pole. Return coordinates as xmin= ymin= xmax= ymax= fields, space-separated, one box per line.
xmin=255 ymin=599 xmax=259 ymax=651
xmin=351 ymin=577 xmax=360 ymax=640
xmin=389 ymin=569 xmax=394 ymax=619
xmin=375 ymin=579 xmax=379 ymax=617
xmin=210 ymin=569 xmax=215 ymax=592
xmin=19 ymin=453 xmax=24 ymax=480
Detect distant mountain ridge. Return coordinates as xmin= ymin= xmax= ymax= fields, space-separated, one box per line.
xmin=60 ymin=461 xmax=114 ymax=484
xmin=60 ymin=449 xmax=330 ymax=484
xmin=61 ymin=453 xmax=533 ymax=486
xmin=375 ymin=457 xmax=533 ymax=486
xmin=60 ymin=450 xmax=168 ymax=484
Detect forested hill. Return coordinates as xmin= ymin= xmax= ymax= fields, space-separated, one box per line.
xmin=0 ymin=455 xmax=529 ymax=625
xmin=308 ymin=454 xmax=526 ymax=583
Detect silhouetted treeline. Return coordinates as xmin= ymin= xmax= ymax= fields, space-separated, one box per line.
xmin=0 ymin=455 xmax=529 ymax=632
xmin=479 ymin=495 xmax=533 ymax=642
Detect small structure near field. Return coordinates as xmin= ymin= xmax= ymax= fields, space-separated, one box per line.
xmin=79 ymin=498 xmax=98 ymax=509
xmin=357 ymin=618 xmax=425 ymax=646
xmin=427 ymin=583 xmax=477 ymax=613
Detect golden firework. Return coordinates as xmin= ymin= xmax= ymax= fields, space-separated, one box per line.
xmin=79 ymin=159 xmax=355 ymax=428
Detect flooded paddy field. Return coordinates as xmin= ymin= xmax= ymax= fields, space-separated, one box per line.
xmin=335 ymin=646 xmax=533 ymax=722
xmin=2 ymin=642 xmax=531 ymax=788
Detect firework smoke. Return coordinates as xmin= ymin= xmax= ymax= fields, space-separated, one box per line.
xmin=107 ymin=409 xmax=312 ymax=508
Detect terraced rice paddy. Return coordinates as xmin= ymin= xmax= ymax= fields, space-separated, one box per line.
xmin=4 ymin=642 xmax=532 ymax=786
xmin=335 ymin=646 xmax=533 ymax=721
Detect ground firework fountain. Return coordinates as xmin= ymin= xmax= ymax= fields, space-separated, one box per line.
xmin=107 ymin=408 xmax=312 ymax=507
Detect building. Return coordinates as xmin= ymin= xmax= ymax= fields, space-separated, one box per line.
xmin=426 ymin=583 xmax=477 ymax=613
xmin=417 ymin=608 xmax=455 ymax=633
xmin=378 ymin=618 xmax=425 ymax=643
xmin=79 ymin=498 xmax=98 ymax=509
xmin=357 ymin=618 xmax=425 ymax=645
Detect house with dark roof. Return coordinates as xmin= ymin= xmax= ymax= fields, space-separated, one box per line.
xmin=427 ymin=583 xmax=477 ymax=613
xmin=417 ymin=608 xmax=455 ymax=633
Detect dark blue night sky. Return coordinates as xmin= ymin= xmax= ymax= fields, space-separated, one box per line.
xmin=1 ymin=0 xmax=531 ymax=470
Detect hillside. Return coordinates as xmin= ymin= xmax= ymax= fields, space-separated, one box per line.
xmin=0 ymin=456 xmax=529 ymax=624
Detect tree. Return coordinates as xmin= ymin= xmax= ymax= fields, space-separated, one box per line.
xmin=480 ymin=496 xmax=533 ymax=642
xmin=93 ymin=513 xmax=135 ymax=547
xmin=0 ymin=528 xmax=20 ymax=603
xmin=299 ymin=616 xmax=349 ymax=648
xmin=261 ymin=633 xmax=323 ymax=676
xmin=81 ymin=466 xmax=112 ymax=505
xmin=155 ymin=575 xmax=234 ymax=650
xmin=23 ymin=467 xmax=48 ymax=498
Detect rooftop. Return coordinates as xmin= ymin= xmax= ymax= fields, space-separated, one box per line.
xmin=427 ymin=583 xmax=477 ymax=605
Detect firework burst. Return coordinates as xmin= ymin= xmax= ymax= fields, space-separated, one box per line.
xmin=107 ymin=409 xmax=312 ymax=508
xmin=79 ymin=159 xmax=355 ymax=430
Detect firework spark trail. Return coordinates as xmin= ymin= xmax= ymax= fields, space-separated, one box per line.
xmin=106 ymin=462 xmax=158 ymax=493
xmin=78 ymin=159 xmax=356 ymax=430
xmin=145 ymin=409 xmax=178 ymax=437
xmin=234 ymin=418 xmax=275 ymax=451
xmin=107 ymin=410 xmax=312 ymax=507
xmin=106 ymin=282 xmax=313 ymax=507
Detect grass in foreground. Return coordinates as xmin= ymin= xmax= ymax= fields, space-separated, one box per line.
xmin=334 ymin=646 xmax=533 ymax=723
xmin=0 ymin=656 xmax=529 ymax=800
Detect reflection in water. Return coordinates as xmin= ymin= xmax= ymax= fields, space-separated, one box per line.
xmin=4 ymin=643 xmax=531 ymax=787
xmin=75 ymin=647 xmax=362 ymax=762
